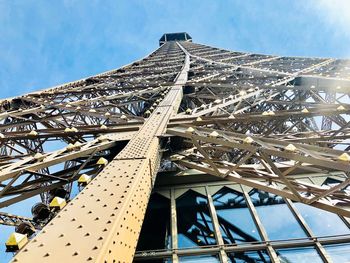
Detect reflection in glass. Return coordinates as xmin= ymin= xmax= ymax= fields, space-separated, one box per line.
xmin=250 ymin=190 xmax=307 ymax=240
xmin=136 ymin=193 xmax=171 ymax=251
xmin=276 ymin=247 xmax=323 ymax=263
xmin=177 ymin=190 xmax=217 ymax=248
xmin=324 ymin=177 xmax=350 ymax=192
xmin=295 ymin=203 xmax=350 ymax=237
xmin=133 ymin=258 xmax=172 ymax=263
xmin=179 ymin=254 xmax=220 ymax=263
xmin=227 ymin=250 xmax=271 ymax=263
xmin=212 ymin=187 xmax=261 ymax=244
xmin=293 ymin=178 xmax=350 ymax=237
xmin=325 ymin=243 xmax=350 ymax=263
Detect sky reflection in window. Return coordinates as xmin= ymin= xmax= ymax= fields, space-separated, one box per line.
xmin=250 ymin=190 xmax=307 ymax=240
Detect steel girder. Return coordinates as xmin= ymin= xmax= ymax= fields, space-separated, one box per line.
xmin=9 ymin=42 xmax=188 ymax=262
xmin=0 ymin=36 xmax=349 ymax=262
xmin=168 ymin=125 xmax=350 ymax=217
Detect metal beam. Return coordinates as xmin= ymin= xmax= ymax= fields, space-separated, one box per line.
xmin=11 ymin=41 xmax=189 ymax=263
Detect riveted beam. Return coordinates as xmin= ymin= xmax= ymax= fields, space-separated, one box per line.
xmin=11 ymin=42 xmax=189 ymax=263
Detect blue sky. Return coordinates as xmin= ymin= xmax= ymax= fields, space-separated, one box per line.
xmin=1 ymin=0 xmax=350 ymax=99
xmin=0 ymin=0 xmax=350 ymax=261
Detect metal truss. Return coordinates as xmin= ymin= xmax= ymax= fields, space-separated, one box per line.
xmin=0 ymin=33 xmax=350 ymax=262
xmin=0 ymin=212 xmax=38 ymax=228
xmin=134 ymin=181 xmax=350 ymax=263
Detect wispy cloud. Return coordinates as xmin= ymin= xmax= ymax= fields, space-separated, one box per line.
xmin=0 ymin=0 xmax=350 ymax=99
xmin=307 ymin=0 xmax=350 ymax=56
xmin=312 ymin=0 xmax=350 ymax=38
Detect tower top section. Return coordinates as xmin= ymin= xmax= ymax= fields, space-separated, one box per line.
xmin=159 ymin=32 xmax=192 ymax=46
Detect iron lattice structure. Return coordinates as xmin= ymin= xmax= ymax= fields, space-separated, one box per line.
xmin=1 ymin=33 xmax=350 ymax=262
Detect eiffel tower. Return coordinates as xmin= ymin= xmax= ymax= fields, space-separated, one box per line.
xmin=1 ymin=32 xmax=350 ymax=263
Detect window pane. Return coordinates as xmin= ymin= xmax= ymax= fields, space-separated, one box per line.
xmin=177 ymin=190 xmax=217 ymax=248
xmin=212 ymin=187 xmax=261 ymax=244
xmin=133 ymin=258 xmax=172 ymax=263
xmin=136 ymin=193 xmax=171 ymax=251
xmin=295 ymin=203 xmax=350 ymax=237
xmin=250 ymin=190 xmax=307 ymax=240
xmin=227 ymin=250 xmax=271 ymax=263
xmin=276 ymin=247 xmax=323 ymax=263
xmin=179 ymin=254 xmax=220 ymax=263
xmin=325 ymin=243 xmax=350 ymax=263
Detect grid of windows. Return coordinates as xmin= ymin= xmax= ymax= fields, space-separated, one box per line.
xmin=213 ymin=187 xmax=261 ymax=244
xmin=134 ymin=181 xmax=350 ymax=263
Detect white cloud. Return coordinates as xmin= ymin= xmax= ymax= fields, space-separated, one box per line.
xmin=311 ymin=0 xmax=350 ymax=38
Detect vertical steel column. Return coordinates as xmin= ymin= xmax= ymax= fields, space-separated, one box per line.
xmin=170 ymin=188 xmax=179 ymax=263
xmin=205 ymin=186 xmax=229 ymax=263
xmin=241 ymin=188 xmax=280 ymax=263
xmin=284 ymin=199 xmax=333 ymax=263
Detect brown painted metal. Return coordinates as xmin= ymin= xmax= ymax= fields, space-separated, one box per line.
xmin=1 ymin=34 xmax=350 ymax=262
xmin=10 ymin=42 xmax=188 ymax=263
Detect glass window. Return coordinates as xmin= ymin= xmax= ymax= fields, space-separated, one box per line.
xmin=276 ymin=247 xmax=323 ymax=263
xmin=136 ymin=193 xmax=171 ymax=251
xmin=322 ymin=177 xmax=350 ymax=196
xmin=177 ymin=190 xmax=217 ymax=248
xmin=295 ymin=203 xmax=350 ymax=237
xmin=293 ymin=177 xmax=350 ymax=237
xmin=249 ymin=190 xmax=307 ymax=240
xmin=324 ymin=243 xmax=350 ymax=263
xmin=227 ymin=250 xmax=271 ymax=263
xmin=212 ymin=187 xmax=261 ymax=244
xmin=179 ymin=254 xmax=220 ymax=263
xmin=133 ymin=258 xmax=172 ymax=263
